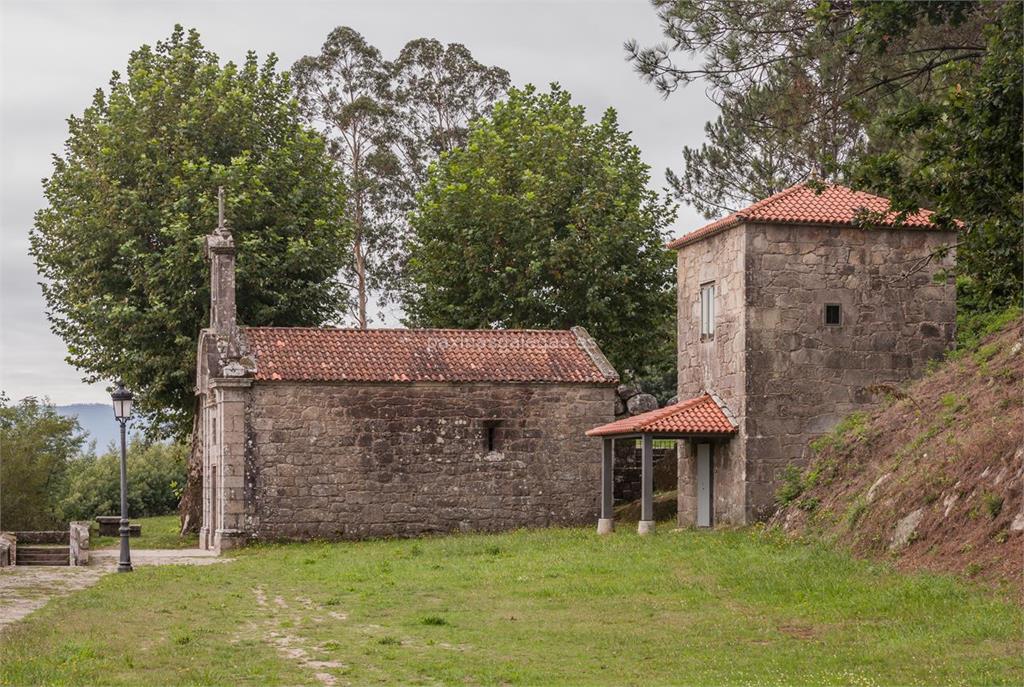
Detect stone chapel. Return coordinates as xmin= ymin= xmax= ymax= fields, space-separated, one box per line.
xmin=195 ymin=205 xmax=618 ymax=551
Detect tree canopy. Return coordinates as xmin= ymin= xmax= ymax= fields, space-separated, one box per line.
xmin=0 ymin=395 xmax=85 ymax=530
xmin=293 ymin=28 xmax=510 ymax=326
xmin=404 ymin=84 xmax=676 ymax=380
xmin=30 ymin=26 xmax=349 ymax=437
xmin=628 ymin=0 xmax=1021 ymax=325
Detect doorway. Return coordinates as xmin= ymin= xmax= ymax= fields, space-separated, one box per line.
xmin=696 ymin=443 xmax=713 ymax=527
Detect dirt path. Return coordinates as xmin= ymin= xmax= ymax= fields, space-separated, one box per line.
xmin=248 ymin=585 xmax=347 ymax=687
xmin=0 ymin=548 xmax=224 ymax=632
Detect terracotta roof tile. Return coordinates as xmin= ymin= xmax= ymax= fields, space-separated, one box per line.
xmin=242 ymin=327 xmax=618 ymax=384
xmin=586 ymin=394 xmax=736 ymax=437
xmin=667 ymin=183 xmax=947 ymax=250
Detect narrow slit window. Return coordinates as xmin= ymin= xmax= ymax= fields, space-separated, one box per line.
xmin=824 ymin=303 xmax=842 ymax=326
xmin=700 ymin=282 xmax=716 ymax=339
xmin=484 ymin=421 xmax=501 ymax=452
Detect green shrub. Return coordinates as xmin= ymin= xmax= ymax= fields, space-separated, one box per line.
xmin=956 ymin=304 xmax=1021 ymax=351
xmin=59 ymin=440 xmax=187 ymax=520
xmin=810 ymin=412 xmax=869 ymax=454
xmin=0 ymin=395 xmax=85 ymax=530
xmin=775 ymin=465 xmax=805 ymax=506
xmin=797 ymin=496 xmax=820 ymax=512
xmin=982 ymin=492 xmax=1004 ymax=519
xmin=845 ymin=497 xmax=868 ymax=529
xmin=421 ymin=615 xmax=448 ymax=626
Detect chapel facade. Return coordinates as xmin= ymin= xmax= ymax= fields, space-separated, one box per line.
xmin=195 ymin=210 xmax=618 ymax=552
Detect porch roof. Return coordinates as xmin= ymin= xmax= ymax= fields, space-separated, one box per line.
xmin=585 ymin=393 xmax=737 ymax=437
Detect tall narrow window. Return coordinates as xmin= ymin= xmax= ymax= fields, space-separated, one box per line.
xmin=824 ymin=303 xmax=842 ymax=326
xmin=700 ymin=282 xmax=716 ymax=340
xmin=483 ymin=420 xmax=501 ymax=452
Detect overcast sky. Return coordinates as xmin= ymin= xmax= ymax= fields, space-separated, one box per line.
xmin=0 ymin=0 xmax=717 ymax=405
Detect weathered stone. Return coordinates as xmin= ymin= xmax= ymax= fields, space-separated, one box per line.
xmin=616 ymin=383 xmax=641 ymax=401
xmin=866 ymin=473 xmax=891 ymax=503
xmin=1010 ymin=511 xmax=1024 ymax=533
xmin=676 ymin=219 xmax=956 ymax=527
xmin=889 ymin=508 xmax=924 ymax=550
xmin=199 ymin=380 xmax=614 ymax=543
xmin=69 ymin=521 xmax=90 ymax=566
xmin=626 ymin=393 xmax=658 ymax=415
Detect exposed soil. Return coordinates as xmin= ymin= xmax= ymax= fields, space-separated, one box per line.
xmin=248 ymin=585 xmax=346 ymax=687
xmin=773 ymin=318 xmax=1023 ymax=597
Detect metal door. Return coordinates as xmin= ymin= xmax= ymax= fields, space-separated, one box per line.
xmin=697 ymin=443 xmax=713 ymax=527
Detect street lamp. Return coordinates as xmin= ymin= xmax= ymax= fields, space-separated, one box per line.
xmin=111 ymin=381 xmax=134 ymax=573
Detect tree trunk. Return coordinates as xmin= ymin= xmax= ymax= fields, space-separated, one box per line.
xmin=178 ymin=399 xmax=202 ymax=535
xmin=354 ymin=230 xmax=368 ymax=329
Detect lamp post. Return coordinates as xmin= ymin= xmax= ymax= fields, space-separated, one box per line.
xmin=111 ymin=381 xmax=134 ymax=573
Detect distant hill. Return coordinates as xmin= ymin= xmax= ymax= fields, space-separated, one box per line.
xmin=56 ymin=403 xmax=134 ymax=452
xmin=773 ymin=316 xmax=1023 ymax=596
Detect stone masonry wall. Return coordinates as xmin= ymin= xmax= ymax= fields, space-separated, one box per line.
xmin=245 ymin=382 xmax=614 ymax=540
xmin=743 ymin=223 xmax=957 ymax=520
xmin=676 ymin=225 xmax=747 ymax=524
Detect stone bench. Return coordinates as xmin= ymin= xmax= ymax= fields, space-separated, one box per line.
xmin=95 ymin=516 xmax=141 ymax=537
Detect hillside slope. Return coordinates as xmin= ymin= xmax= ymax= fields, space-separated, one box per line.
xmin=773 ymin=317 xmax=1023 ymax=594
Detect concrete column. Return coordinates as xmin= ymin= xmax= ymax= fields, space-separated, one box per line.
xmin=638 ymin=433 xmax=655 ymax=535
xmin=597 ymin=437 xmax=614 ymax=534
xmin=210 ymin=377 xmax=252 ymax=553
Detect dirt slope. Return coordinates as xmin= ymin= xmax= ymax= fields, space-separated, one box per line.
xmin=773 ymin=318 xmax=1023 ymax=595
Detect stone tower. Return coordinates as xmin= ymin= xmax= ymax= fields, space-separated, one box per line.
xmin=670 ymin=183 xmax=957 ymax=524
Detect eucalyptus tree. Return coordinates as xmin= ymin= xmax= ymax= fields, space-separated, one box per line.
xmin=292 ymin=27 xmax=398 ymax=328
xmin=293 ymin=29 xmax=509 ymax=323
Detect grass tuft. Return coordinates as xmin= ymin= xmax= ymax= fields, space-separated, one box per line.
xmin=420 ymin=615 xmax=448 ymax=626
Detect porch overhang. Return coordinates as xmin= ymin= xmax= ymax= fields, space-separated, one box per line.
xmin=587 ymin=393 xmax=737 ymax=536
xmin=585 ymin=393 xmax=737 ymax=439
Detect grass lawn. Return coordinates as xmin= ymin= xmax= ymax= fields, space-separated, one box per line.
xmin=2 ymin=526 xmax=1021 ymax=686
xmin=91 ymin=514 xmax=198 ymax=550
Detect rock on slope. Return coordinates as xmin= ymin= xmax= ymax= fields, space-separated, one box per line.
xmin=772 ymin=318 xmax=1023 ymax=594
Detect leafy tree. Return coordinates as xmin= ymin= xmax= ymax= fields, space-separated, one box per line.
xmin=293 ymin=29 xmax=509 ymax=323
xmin=390 ymin=38 xmax=511 ymax=191
xmin=293 ymin=27 xmax=397 ymax=329
xmin=626 ymin=0 xmax=992 ymax=213
xmin=30 ymin=26 xmax=349 ymax=438
xmin=0 ymin=395 xmax=85 ymax=530
xmin=628 ymin=1 xmax=1020 ymax=321
xmin=849 ymin=1 xmax=1023 ymax=322
xmin=59 ymin=441 xmax=188 ymax=521
xmin=404 ymin=84 xmax=676 ymax=379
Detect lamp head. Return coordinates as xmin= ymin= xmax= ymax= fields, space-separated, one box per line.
xmin=111 ymin=381 xmax=133 ymax=422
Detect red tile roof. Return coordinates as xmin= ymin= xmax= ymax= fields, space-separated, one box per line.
xmin=586 ymin=394 xmax=736 ymax=437
xmin=242 ymin=327 xmax=619 ymax=384
xmin=667 ymin=182 xmax=945 ymax=249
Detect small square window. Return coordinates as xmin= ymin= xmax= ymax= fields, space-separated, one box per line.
xmin=824 ymin=303 xmax=842 ymax=326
